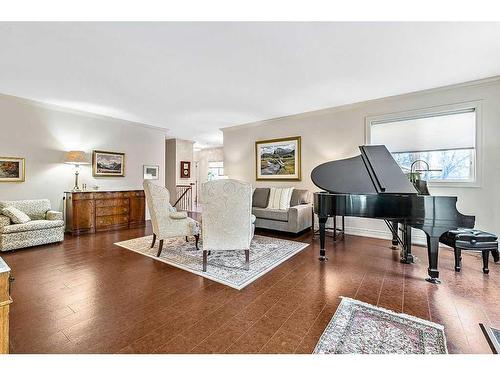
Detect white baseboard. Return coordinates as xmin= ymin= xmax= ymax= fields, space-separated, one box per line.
xmin=327 ymin=225 xmax=428 ymax=247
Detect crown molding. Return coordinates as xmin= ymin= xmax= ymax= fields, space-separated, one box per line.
xmin=222 ymin=75 xmax=500 ymax=132
xmin=0 ymin=92 xmax=170 ymax=135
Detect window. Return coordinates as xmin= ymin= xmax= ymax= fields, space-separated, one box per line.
xmin=207 ymin=161 xmax=224 ymax=181
xmin=367 ymin=104 xmax=479 ymax=184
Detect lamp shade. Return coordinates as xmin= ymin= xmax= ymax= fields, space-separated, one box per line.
xmin=64 ymin=151 xmax=89 ymax=165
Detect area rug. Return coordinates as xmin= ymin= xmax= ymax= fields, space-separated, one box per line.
xmin=314 ymin=297 xmax=448 ymax=354
xmin=114 ymin=235 xmax=308 ymax=290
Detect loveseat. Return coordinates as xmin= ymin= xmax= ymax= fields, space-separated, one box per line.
xmin=252 ymin=188 xmax=312 ymax=234
xmin=0 ymin=199 xmax=64 ymax=251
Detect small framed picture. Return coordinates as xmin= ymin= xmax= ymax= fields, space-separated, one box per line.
xmin=92 ymin=150 xmax=125 ymax=177
xmin=180 ymin=161 xmax=191 ymax=178
xmin=0 ymin=157 xmax=25 ymax=182
xmin=255 ymin=136 xmax=301 ymax=181
xmin=143 ymin=165 xmax=159 ymax=180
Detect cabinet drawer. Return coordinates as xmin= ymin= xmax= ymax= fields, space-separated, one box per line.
xmin=95 ymin=214 xmax=129 ymax=228
xmin=71 ymin=193 xmax=94 ymax=200
xmin=95 ymin=198 xmax=129 ymax=207
xmin=93 ymin=192 xmax=128 ymax=199
xmin=95 ymin=206 xmax=129 ymax=216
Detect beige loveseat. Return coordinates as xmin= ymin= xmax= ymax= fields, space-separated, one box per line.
xmin=0 ymin=199 xmax=64 ymax=251
xmin=251 ymin=188 xmax=312 ymax=234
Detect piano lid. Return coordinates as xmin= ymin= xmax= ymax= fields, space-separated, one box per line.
xmin=311 ymin=145 xmax=418 ymax=195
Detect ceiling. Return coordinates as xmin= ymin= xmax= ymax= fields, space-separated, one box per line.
xmin=1 ymin=22 xmax=500 ymax=148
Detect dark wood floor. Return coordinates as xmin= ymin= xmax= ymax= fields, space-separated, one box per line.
xmin=2 ymin=219 xmax=499 ymax=354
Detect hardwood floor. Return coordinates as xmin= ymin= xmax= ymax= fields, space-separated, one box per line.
xmin=2 ymin=219 xmax=499 ymax=354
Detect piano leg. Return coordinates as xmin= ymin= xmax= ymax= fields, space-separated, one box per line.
xmin=391 ymin=221 xmax=399 ymax=250
xmin=425 ymin=235 xmax=441 ymax=284
xmin=319 ymin=216 xmax=328 ymax=262
xmin=401 ymin=224 xmax=414 ymax=264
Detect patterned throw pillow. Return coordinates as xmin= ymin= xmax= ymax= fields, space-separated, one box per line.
xmin=2 ymin=206 xmax=31 ymax=224
xmin=266 ymin=187 xmax=294 ymax=210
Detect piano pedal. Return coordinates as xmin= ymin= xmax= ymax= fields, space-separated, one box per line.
xmin=425 ymin=277 xmax=441 ymax=284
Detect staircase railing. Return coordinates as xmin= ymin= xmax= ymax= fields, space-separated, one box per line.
xmin=173 ymin=184 xmax=194 ymax=211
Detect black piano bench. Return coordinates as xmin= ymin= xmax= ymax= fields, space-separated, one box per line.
xmin=439 ymin=229 xmax=499 ymax=274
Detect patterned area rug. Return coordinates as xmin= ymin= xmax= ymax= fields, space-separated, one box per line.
xmin=114 ymin=235 xmax=308 ymax=290
xmin=314 ymin=297 xmax=448 ymax=354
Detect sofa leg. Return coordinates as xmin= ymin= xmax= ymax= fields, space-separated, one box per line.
xmin=151 ymin=233 xmax=157 ymax=248
xmin=454 ymin=247 xmax=461 ymax=272
xmin=482 ymin=250 xmax=490 ymax=274
xmin=245 ymin=249 xmax=250 ymax=270
xmin=202 ymin=250 xmax=208 ymax=272
xmin=157 ymin=240 xmax=164 ymax=257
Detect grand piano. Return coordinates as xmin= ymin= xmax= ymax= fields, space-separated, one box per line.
xmin=311 ymin=145 xmax=475 ymax=284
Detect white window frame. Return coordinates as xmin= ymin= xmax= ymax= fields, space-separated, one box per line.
xmin=365 ymin=101 xmax=483 ymax=188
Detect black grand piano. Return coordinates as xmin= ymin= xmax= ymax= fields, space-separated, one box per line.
xmin=311 ymin=145 xmax=475 ymax=284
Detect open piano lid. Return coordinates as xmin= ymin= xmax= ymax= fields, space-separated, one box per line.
xmin=311 ymin=145 xmax=418 ymax=195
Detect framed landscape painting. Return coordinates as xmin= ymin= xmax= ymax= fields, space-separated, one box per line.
xmin=255 ymin=136 xmax=301 ymax=181
xmin=143 ymin=165 xmax=159 ymax=180
xmin=0 ymin=157 xmax=25 ymax=182
xmin=92 ymin=150 xmax=125 ymax=177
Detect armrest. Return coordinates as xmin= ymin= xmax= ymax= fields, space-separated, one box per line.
xmin=46 ymin=210 xmax=63 ymax=221
xmin=0 ymin=214 xmax=10 ymax=227
xmin=169 ymin=211 xmax=188 ymax=220
xmin=288 ymin=204 xmax=313 ymax=231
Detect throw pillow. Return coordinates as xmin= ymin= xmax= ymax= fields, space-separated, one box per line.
xmin=267 ymin=187 xmax=294 ymax=210
xmin=2 ymin=206 xmax=31 ymax=224
xmin=252 ymin=188 xmax=270 ymax=208
xmin=290 ymin=189 xmax=311 ymax=206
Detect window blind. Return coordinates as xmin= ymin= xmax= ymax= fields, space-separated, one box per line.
xmin=370 ymin=109 xmax=476 ymax=153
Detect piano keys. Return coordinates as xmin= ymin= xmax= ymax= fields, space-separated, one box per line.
xmin=311 ymin=145 xmax=475 ymax=284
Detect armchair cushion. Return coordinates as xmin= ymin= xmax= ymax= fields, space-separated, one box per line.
xmin=46 ymin=210 xmax=63 ymax=221
xmin=2 ymin=206 xmax=31 ymax=224
xmin=169 ymin=211 xmax=188 ymax=220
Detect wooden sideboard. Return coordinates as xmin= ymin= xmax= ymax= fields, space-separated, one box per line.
xmin=64 ymin=190 xmax=146 ymax=235
xmin=0 ymin=257 xmax=12 ymax=354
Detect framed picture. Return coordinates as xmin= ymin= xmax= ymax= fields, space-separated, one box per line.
xmin=143 ymin=165 xmax=159 ymax=180
xmin=180 ymin=161 xmax=191 ymax=178
xmin=92 ymin=150 xmax=125 ymax=177
xmin=255 ymin=136 xmax=301 ymax=181
xmin=0 ymin=157 xmax=25 ymax=182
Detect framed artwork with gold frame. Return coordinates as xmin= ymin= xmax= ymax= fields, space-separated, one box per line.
xmin=92 ymin=150 xmax=125 ymax=177
xmin=0 ymin=157 xmax=25 ymax=182
xmin=255 ymin=136 xmax=301 ymax=181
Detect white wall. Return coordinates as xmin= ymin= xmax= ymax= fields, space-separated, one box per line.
xmin=0 ymin=94 xmax=166 ymax=215
xmin=223 ymin=78 xmax=500 ymax=240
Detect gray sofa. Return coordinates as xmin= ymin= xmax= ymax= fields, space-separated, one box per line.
xmin=0 ymin=199 xmax=64 ymax=252
xmin=252 ymin=188 xmax=313 ymax=234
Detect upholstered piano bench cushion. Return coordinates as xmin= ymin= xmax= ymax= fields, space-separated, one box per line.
xmin=440 ymin=229 xmax=498 ymax=250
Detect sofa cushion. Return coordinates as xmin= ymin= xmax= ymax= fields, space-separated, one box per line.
xmin=252 ymin=188 xmax=270 ymax=208
xmin=1 ymin=219 xmax=65 ymax=234
xmin=0 ymin=199 xmax=51 ymax=220
xmin=290 ymin=189 xmax=311 ymax=206
xmin=2 ymin=206 xmax=31 ymax=224
xmin=252 ymin=207 xmax=289 ymax=222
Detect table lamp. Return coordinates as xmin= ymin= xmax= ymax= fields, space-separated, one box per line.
xmin=64 ymin=151 xmax=90 ymax=191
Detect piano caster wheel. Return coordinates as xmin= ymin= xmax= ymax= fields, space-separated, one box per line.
xmin=400 ymin=254 xmax=414 ymax=264
xmin=425 ymin=277 xmax=441 ymax=284
xmin=319 ymin=255 xmax=328 ymax=262
xmin=391 ymin=246 xmax=398 ymax=250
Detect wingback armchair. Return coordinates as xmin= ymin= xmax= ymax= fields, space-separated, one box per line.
xmin=201 ymin=179 xmax=255 ymax=271
xmin=143 ymin=181 xmax=200 ymax=257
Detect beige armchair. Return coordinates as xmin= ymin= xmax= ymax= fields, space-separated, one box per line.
xmin=201 ymin=179 xmax=255 ymax=272
xmin=143 ymin=180 xmax=200 ymax=257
